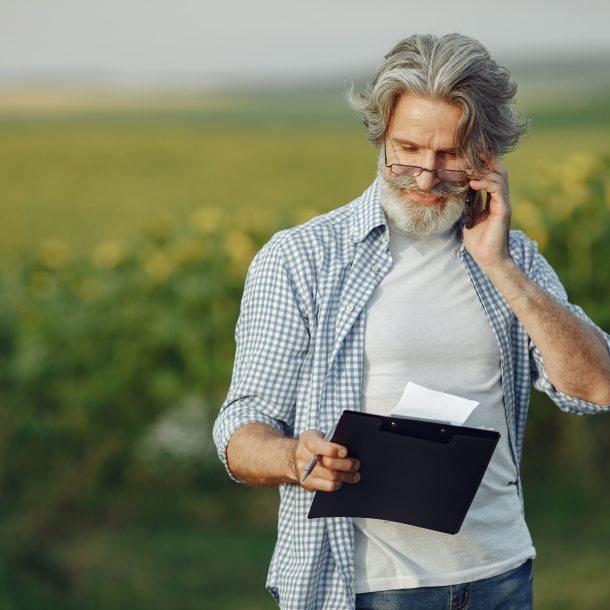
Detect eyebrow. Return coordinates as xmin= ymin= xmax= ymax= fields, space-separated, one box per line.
xmin=390 ymin=137 xmax=457 ymax=155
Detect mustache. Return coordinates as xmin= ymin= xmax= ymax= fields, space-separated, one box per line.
xmin=383 ymin=173 xmax=469 ymax=198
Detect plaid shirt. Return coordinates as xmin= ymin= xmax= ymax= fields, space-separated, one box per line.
xmin=213 ymin=178 xmax=610 ymax=610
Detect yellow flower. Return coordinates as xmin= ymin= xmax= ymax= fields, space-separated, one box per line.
xmin=513 ymin=199 xmax=541 ymax=227
xmin=166 ymin=236 xmax=204 ymax=265
xmin=512 ymin=199 xmax=548 ymax=250
xmin=38 ymin=239 xmax=69 ymax=269
xmin=225 ymin=230 xmax=255 ymax=268
xmin=93 ymin=241 xmax=125 ymax=270
xmin=143 ymin=250 xmax=174 ymax=283
xmin=188 ymin=207 xmax=224 ymax=233
xmin=564 ymin=153 xmax=601 ymax=180
xmin=548 ymin=188 xmax=584 ymax=222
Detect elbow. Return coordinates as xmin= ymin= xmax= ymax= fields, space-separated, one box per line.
xmin=225 ymin=431 xmax=245 ymax=482
xmin=591 ymin=377 xmax=610 ymax=407
xmin=212 ymin=414 xmax=248 ymax=483
xmin=579 ymin=373 xmax=610 ymax=407
xmin=594 ymin=359 xmax=610 ymax=405
xmin=554 ymin=370 xmax=610 ymax=407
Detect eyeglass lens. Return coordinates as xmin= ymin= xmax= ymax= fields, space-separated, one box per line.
xmin=388 ymin=164 xmax=467 ymax=182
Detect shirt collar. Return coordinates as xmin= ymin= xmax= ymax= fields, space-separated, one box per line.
xmin=350 ymin=177 xmax=388 ymax=243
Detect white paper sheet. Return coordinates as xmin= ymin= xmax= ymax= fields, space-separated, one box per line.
xmin=390 ymin=382 xmax=479 ymax=426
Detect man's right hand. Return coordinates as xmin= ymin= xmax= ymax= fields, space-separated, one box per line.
xmin=294 ymin=429 xmax=361 ymax=492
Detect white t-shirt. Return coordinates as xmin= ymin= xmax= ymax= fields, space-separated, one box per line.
xmin=354 ymin=222 xmax=536 ymax=593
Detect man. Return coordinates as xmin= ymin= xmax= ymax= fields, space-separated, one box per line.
xmin=213 ymin=33 xmax=610 ymax=610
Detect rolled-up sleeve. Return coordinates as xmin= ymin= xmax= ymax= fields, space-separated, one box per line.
xmin=527 ymin=248 xmax=610 ymax=413
xmin=212 ymin=234 xmax=312 ymax=480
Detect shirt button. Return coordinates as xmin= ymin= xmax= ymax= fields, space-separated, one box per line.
xmin=371 ymin=263 xmax=379 ymax=272
xmin=347 ymin=304 xmax=355 ymax=313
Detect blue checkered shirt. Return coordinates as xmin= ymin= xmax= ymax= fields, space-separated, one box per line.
xmin=213 ymin=178 xmax=610 ymax=610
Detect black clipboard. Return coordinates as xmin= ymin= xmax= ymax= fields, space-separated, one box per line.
xmin=308 ymin=410 xmax=500 ymax=535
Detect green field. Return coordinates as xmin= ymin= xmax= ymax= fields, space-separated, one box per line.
xmin=8 ymin=482 xmax=610 ymax=610
xmin=1 ymin=87 xmax=610 ymax=609
xmin=2 ymin=88 xmax=610 ymax=260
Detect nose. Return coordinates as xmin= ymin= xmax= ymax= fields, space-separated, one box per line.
xmin=415 ymin=169 xmax=441 ymax=192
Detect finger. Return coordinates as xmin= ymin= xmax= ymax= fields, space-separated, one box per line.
xmin=300 ymin=428 xmax=324 ymax=444
xmin=309 ymin=466 xmax=361 ymax=484
xmin=468 ymin=178 xmax=503 ymax=196
xmin=473 ymin=169 xmax=500 ymax=184
xmin=301 ymin=477 xmax=343 ymax=492
xmin=319 ymin=456 xmax=360 ymax=472
xmin=470 ymin=160 xmax=508 ymax=189
xmin=302 ymin=433 xmax=347 ymax=459
xmin=468 ymin=185 xmax=509 ymax=220
xmin=469 ymin=173 xmax=501 ymax=186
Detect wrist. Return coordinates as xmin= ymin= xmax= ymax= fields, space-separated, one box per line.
xmin=478 ymin=255 xmax=517 ymax=282
xmin=481 ymin=257 xmax=534 ymax=307
xmin=283 ymin=437 xmax=300 ymax=483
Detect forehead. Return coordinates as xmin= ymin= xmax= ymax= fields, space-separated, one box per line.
xmin=387 ymin=93 xmax=462 ymax=150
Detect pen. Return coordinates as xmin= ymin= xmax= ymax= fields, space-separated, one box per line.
xmin=300 ymin=422 xmax=339 ymax=482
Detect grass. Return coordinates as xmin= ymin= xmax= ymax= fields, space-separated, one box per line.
xmin=5 ymin=478 xmax=608 ymax=610
xmin=56 ymin=525 xmax=278 ymax=610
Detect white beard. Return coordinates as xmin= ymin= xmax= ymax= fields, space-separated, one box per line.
xmin=377 ymin=157 xmax=468 ymax=240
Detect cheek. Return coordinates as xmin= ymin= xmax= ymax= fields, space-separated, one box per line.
xmin=383 ymin=166 xmax=399 ymax=181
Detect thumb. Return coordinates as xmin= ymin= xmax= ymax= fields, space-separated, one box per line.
xmin=301 ymin=429 xmax=347 ymax=458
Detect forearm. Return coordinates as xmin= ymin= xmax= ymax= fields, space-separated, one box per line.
xmin=226 ymin=422 xmax=299 ymax=486
xmin=484 ymin=259 xmax=610 ymax=405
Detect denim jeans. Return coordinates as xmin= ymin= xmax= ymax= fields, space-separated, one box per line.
xmin=355 ymin=559 xmax=533 ymax=610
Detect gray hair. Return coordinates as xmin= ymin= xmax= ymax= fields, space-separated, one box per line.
xmin=347 ymin=33 xmax=529 ymax=173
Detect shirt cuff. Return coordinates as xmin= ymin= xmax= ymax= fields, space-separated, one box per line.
xmin=212 ymin=396 xmax=291 ymax=482
xmin=534 ymin=370 xmax=610 ymax=413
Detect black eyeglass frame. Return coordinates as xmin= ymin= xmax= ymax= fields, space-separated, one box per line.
xmin=383 ymin=140 xmax=469 ymax=183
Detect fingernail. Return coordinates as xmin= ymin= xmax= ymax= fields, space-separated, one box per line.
xmin=338 ymin=449 xmax=347 ymax=458
xmin=354 ymin=473 xmax=361 ymax=483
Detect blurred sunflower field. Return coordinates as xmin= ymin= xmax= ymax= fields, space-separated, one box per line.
xmin=0 ymin=89 xmax=609 ymax=609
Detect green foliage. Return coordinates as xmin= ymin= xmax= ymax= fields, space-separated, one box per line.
xmin=512 ymin=154 xmax=610 ymax=486
xmin=0 ymin=210 xmax=291 ymax=601
xmin=513 ymin=153 xmax=610 ymax=326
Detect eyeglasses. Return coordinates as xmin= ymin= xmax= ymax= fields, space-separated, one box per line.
xmin=384 ymin=143 xmax=469 ymax=183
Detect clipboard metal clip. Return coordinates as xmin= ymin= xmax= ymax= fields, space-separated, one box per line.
xmin=381 ymin=417 xmax=452 ymax=444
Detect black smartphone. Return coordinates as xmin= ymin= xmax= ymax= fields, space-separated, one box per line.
xmin=464 ymin=187 xmax=480 ymax=229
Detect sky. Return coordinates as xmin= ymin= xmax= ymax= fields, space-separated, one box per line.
xmin=2 ymin=0 xmax=610 ymax=88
